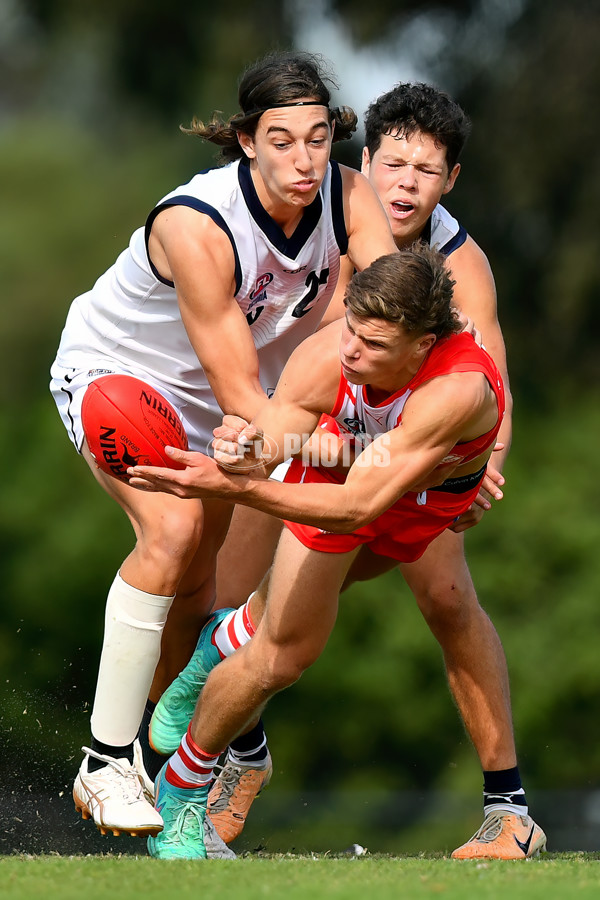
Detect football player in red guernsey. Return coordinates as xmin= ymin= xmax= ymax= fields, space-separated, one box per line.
xmin=129 ymin=246 xmax=545 ymax=861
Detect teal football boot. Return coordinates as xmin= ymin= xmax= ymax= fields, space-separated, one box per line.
xmin=147 ymin=764 xmax=209 ymax=860
xmin=150 ymin=608 xmax=233 ymax=755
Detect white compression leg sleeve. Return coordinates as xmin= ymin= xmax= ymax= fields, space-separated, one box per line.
xmin=90 ymin=572 xmax=174 ymax=746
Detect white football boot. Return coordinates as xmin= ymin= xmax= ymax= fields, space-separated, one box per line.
xmin=73 ymin=746 xmax=163 ymax=836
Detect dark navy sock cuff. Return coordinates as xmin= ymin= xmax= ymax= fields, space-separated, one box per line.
xmin=483 ymin=765 xmax=522 ymax=795
xmin=230 ymin=718 xmax=267 ymax=755
xmin=88 ymin=738 xmax=134 ymax=770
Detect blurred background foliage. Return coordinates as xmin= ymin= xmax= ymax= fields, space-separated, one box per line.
xmin=1 ymin=0 xmax=600 ymax=854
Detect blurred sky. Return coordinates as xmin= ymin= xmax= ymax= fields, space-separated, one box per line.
xmin=290 ymin=0 xmax=529 ymax=139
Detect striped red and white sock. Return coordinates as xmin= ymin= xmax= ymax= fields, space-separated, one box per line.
xmin=213 ymin=599 xmax=256 ymax=659
xmin=165 ymin=725 xmax=220 ymax=790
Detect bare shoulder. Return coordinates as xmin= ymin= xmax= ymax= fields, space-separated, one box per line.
xmin=444 ymin=234 xmax=499 ymax=331
xmin=148 ymin=204 xmax=235 ymax=284
xmin=405 ymin=370 xmax=495 ymax=438
xmin=447 ymin=234 xmax=495 ymax=294
xmin=338 ymin=162 xmax=371 ymax=191
xmin=151 ymin=203 xmax=231 ymax=251
xmin=338 ymin=165 xmax=397 ymax=269
xmin=338 ymin=164 xmax=382 ymax=214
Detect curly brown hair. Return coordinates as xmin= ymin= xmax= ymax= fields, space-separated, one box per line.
xmin=364 ymin=82 xmax=471 ymax=172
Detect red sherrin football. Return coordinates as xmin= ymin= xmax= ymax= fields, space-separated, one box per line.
xmin=81 ymin=374 xmax=188 ymax=481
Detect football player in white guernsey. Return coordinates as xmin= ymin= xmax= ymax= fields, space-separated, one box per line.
xmin=49 ymin=50 xmax=398 ymax=842
xmin=127 ymin=247 xmax=544 ymax=861
xmin=206 ymin=84 xmax=532 ymax=860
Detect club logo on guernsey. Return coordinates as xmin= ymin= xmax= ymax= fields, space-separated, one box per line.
xmin=246 ymin=273 xmax=273 ymax=326
xmin=343 ymin=417 xmax=366 ymax=436
xmin=246 ymin=267 xmax=330 ymax=324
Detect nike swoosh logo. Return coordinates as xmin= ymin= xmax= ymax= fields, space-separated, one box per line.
xmin=514 ymin=824 xmax=535 ymax=855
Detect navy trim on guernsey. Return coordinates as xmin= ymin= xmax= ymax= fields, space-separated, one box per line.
xmin=421 ymin=216 xmax=468 ymax=257
xmin=329 ymin=161 xmax=348 ymax=255
xmin=144 ymin=197 xmax=243 ymax=295
xmin=238 ymin=157 xmax=325 ymax=260
xmin=429 ymin=463 xmax=487 ymax=494
xmin=440 ymin=224 xmax=467 ymax=255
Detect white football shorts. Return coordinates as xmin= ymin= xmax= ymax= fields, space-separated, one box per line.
xmin=50 ymin=360 xmax=221 ymax=455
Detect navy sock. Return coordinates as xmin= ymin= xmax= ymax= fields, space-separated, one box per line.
xmin=88 ymin=737 xmax=134 ymax=771
xmin=229 ymin=719 xmax=269 ymax=764
xmin=137 ymin=698 xmax=168 ymax=780
xmin=483 ymin=766 xmax=528 ymax=814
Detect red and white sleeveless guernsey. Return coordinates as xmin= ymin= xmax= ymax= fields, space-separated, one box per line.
xmin=284 ymin=332 xmax=505 ymax=562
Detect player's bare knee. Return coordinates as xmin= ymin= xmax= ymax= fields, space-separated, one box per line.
xmin=255 ymin=642 xmax=311 ymax=693
xmin=137 ymin=506 xmax=204 ymax=569
xmin=416 ymin=580 xmax=480 ymax=633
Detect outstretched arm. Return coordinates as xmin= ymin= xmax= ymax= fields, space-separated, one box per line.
xmin=129 ymin=371 xmax=497 ymax=533
xmin=129 ymin=322 xmax=342 ymax=489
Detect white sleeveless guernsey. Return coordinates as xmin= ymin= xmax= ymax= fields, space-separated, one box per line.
xmin=52 ymin=158 xmax=347 ymax=421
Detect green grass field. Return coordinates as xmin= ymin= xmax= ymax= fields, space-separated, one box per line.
xmin=2 ymin=853 xmax=600 ymax=900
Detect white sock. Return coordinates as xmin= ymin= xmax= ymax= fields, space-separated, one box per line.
xmin=90 ymin=572 xmax=174 ymax=746
xmin=484 ymin=787 xmax=528 ymax=817
xmin=213 ymin=597 xmax=256 ymax=659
